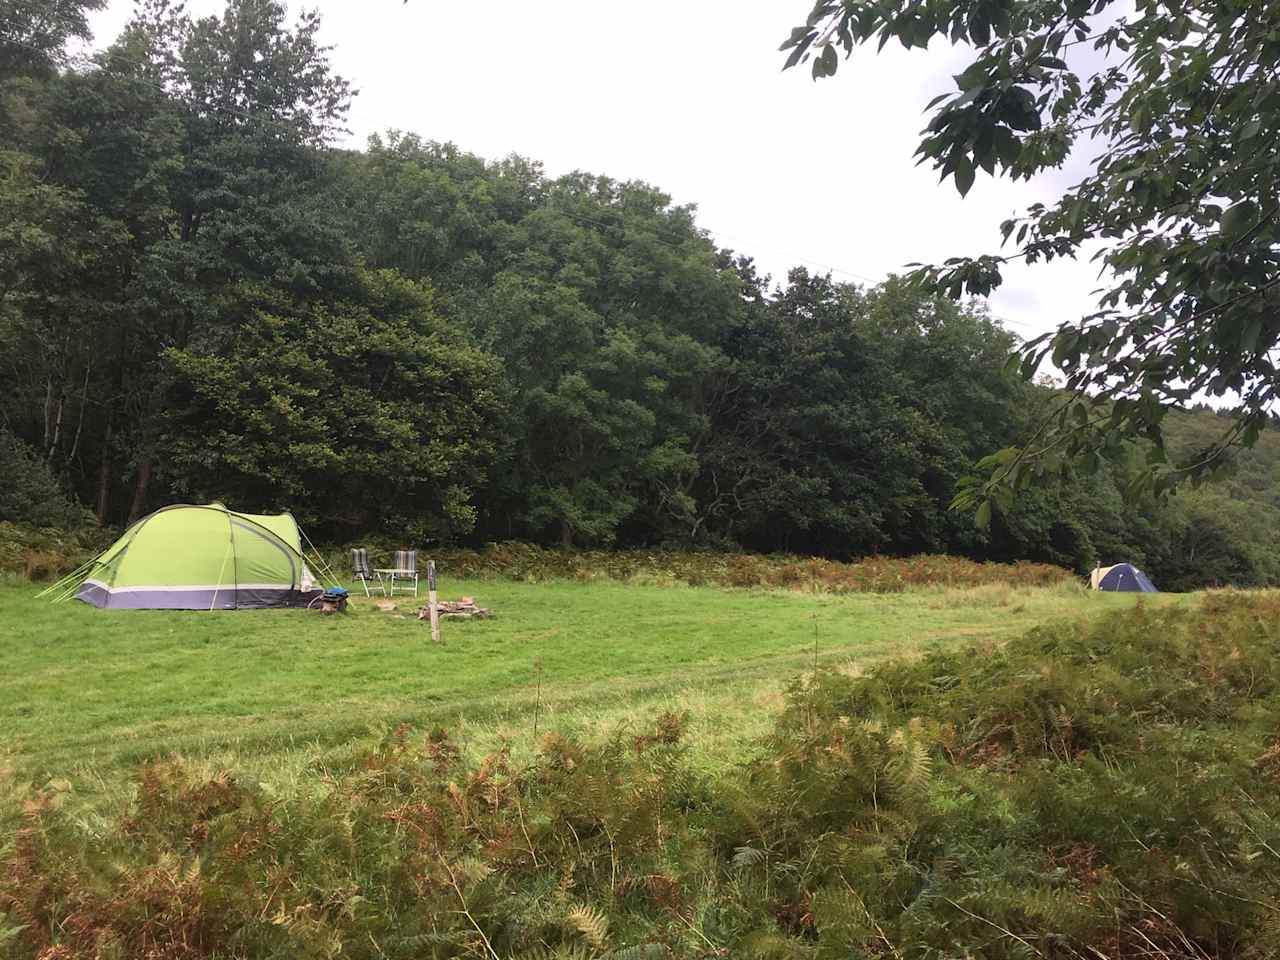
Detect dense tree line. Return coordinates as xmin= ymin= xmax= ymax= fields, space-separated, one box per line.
xmin=1 ymin=0 xmax=1277 ymax=588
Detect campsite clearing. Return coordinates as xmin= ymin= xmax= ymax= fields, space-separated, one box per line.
xmin=3 ymin=577 xmax=1176 ymax=786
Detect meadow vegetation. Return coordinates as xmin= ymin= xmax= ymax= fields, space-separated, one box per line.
xmin=4 ymin=590 xmax=1277 ymax=959
xmin=320 ymin=546 xmax=1075 ymax=593
xmin=2 ymin=570 xmax=1109 ymax=781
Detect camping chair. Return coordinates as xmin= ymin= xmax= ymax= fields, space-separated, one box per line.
xmin=351 ymin=548 xmax=381 ymax=597
xmin=386 ymin=549 xmax=419 ymax=597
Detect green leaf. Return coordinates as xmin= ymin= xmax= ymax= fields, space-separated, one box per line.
xmin=1221 ymin=201 xmax=1259 ymax=242
xmin=815 ymin=43 xmax=838 ymax=79
xmin=975 ymin=499 xmax=992 ymax=530
xmin=1051 ymin=331 xmax=1079 ymax=367
xmin=1241 ymin=319 xmax=1262 ymax=353
xmin=953 ymin=156 xmax=976 ymax=196
xmin=780 ymin=25 xmax=810 ymax=50
xmin=1018 ymin=350 xmax=1040 ymax=380
xmin=967 ymin=10 xmax=990 ymax=46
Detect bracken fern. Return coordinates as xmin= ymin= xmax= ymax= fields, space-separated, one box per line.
xmin=5 ymin=594 xmax=1280 ymax=958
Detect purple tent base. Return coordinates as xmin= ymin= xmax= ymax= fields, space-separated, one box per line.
xmin=75 ymin=581 xmax=323 ymax=610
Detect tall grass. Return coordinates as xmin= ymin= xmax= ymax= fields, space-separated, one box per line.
xmin=320 ymin=542 xmax=1074 ymax=593
xmin=4 ymin=523 xmax=1073 ymax=592
xmin=0 ymin=522 xmax=113 ymax=580
xmin=5 ymin=592 xmax=1278 ymax=959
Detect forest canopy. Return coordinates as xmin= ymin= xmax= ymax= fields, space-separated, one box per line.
xmin=2 ymin=0 xmax=1278 ymax=590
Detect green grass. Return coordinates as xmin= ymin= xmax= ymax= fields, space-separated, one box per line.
xmin=3 ymin=577 xmax=1175 ymax=788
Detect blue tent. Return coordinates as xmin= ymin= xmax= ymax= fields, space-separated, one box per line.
xmin=1091 ymin=563 xmax=1158 ymax=593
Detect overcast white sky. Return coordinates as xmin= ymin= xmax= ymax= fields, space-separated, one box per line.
xmin=84 ymin=0 xmax=1111 ymax=340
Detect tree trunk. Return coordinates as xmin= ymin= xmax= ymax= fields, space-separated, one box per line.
xmin=97 ymin=321 xmax=131 ymax=525
xmin=47 ymin=389 xmax=65 ymax=461
xmin=42 ymin=375 xmax=52 ymax=451
xmin=560 ymin=519 xmax=573 ymax=549
xmin=128 ymin=460 xmax=153 ymax=523
xmin=67 ymin=361 xmax=91 ymax=466
xmin=95 ymin=420 xmax=113 ymax=525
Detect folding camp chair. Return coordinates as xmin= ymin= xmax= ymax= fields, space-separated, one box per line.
xmin=383 ymin=549 xmax=419 ymax=597
xmin=351 ymin=548 xmax=381 ymax=597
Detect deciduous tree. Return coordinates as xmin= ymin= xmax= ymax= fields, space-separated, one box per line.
xmin=784 ymin=0 xmax=1280 ymax=518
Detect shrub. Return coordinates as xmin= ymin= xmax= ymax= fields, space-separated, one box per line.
xmin=0 ymin=431 xmax=102 ymax=580
xmin=317 ymin=542 xmax=1073 ymax=594
xmin=0 ymin=431 xmax=94 ymax=530
xmin=5 ymin=595 xmax=1280 ymax=957
xmin=0 ymin=521 xmax=113 ymax=579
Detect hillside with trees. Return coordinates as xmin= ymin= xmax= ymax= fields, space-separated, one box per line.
xmin=2 ymin=0 xmax=1279 ymax=590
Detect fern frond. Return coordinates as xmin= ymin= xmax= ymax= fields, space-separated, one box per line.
xmin=566 ymin=902 xmax=610 ymax=950
xmin=454 ymin=855 xmax=495 ymax=884
xmin=511 ymin=946 xmax=593 ymax=960
xmin=603 ymin=944 xmax=667 ymax=960
xmin=386 ymin=930 xmax=468 ymax=950
xmin=735 ymin=928 xmax=799 ymax=959
xmin=731 ymin=845 xmax=766 ymax=870
xmin=901 ymin=740 xmax=932 ymax=788
xmin=0 ymin=924 xmax=28 ymax=947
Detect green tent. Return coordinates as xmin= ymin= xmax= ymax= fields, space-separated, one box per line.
xmin=76 ymin=503 xmax=322 ymax=610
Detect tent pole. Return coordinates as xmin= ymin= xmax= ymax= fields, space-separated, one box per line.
xmin=227 ymin=505 xmax=239 ymax=610
xmin=210 ymin=538 xmax=233 ymax=611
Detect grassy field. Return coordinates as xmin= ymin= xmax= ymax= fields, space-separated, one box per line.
xmin=2 ymin=575 xmax=1174 ymax=790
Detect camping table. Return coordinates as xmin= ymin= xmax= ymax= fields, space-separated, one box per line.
xmin=374 ymin=568 xmax=417 ymax=597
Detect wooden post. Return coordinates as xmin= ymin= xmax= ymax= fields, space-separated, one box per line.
xmin=427 ymin=560 xmax=440 ymax=644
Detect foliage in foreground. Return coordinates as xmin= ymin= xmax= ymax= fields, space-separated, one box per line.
xmin=6 ymin=593 xmax=1280 ymax=958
